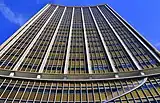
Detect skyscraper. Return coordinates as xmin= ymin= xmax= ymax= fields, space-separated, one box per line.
xmin=0 ymin=3 xmax=160 ymax=103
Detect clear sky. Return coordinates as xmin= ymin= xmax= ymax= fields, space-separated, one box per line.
xmin=0 ymin=0 xmax=160 ymax=50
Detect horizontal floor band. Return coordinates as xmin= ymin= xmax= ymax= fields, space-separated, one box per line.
xmin=0 ymin=67 xmax=159 ymax=81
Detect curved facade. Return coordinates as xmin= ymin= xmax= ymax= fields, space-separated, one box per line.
xmin=0 ymin=4 xmax=160 ymax=103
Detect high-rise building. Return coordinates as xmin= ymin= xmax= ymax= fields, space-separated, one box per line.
xmin=0 ymin=4 xmax=160 ymax=103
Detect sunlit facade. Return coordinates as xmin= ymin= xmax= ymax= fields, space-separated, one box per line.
xmin=0 ymin=4 xmax=160 ymax=103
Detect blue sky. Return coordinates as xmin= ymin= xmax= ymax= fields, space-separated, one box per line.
xmin=0 ymin=0 xmax=160 ymax=50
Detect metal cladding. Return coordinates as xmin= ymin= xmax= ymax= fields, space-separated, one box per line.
xmin=0 ymin=4 xmax=160 ymax=103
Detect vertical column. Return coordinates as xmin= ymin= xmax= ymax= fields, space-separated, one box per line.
xmin=38 ymin=7 xmax=67 ymax=73
xmin=64 ymin=8 xmax=75 ymax=74
xmin=105 ymin=5 xmax=160 ymax=63
xmin=12 ymin=6 xmax=59 ymax=71
xmin=81 ymin=8 xmax=92 ymax=74
xmin=0 ymin=4 xmax=50 ymax=56
xmin=89 ymin=7 xmax=117 ymax=73
xmin=97 ymin=6 xmax=143 ymax=71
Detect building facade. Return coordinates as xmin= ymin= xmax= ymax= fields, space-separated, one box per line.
xmin=0 ymin=4 xmax=160 ymax=103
